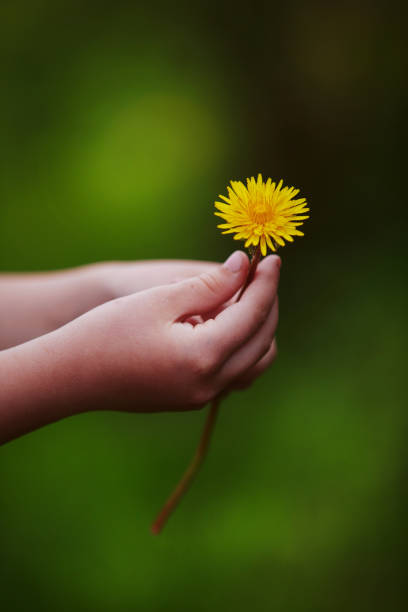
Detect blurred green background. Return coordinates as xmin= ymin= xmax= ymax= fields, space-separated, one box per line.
xmin=1 ymin=1 xmax=407 ymax=610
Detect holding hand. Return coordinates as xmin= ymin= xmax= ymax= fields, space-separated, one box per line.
xmin=0 ymin=252 xmax=280 ymax=442
xmin=60 ymin=250 xmax=280 ymax=413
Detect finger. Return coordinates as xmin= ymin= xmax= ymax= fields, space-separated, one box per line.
xmin=230 ymin=338 xmax=278 ymax=390
xmin=215 ymin=297 xmax=279 ymax=389
xmin=205 ymin=254 xmax=280 ymax=359
xmin=114 ymin=260 xmax=221 ymax=294
xmin=201 ymin=295 xmax=234 ymax=321
xmin=166 ymin=261 xmax=220 ymax=284
xmin=167 ymin=251 xmax=249 ymax=319
xmin=201 ymin=283 xmax=247 ymax=321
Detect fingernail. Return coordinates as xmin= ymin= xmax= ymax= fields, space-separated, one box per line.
xmin=223 ymin=251 xmax=243 ymax=273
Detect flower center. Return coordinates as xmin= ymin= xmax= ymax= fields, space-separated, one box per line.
xmin=252 ymin=201 xmax=271 ymax=225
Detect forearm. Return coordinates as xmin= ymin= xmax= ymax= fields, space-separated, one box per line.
xmin=0 ymin=330 xmax=81 ymax=444
xmin=0 ymin=264 xmax=109 ymax=349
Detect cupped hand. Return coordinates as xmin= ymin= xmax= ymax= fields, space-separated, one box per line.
xmin=60 ymin=251 xmax=280 ymax=414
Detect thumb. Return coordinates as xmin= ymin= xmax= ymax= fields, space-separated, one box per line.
xmin=168 ymin=251 xmax=249 ymax=317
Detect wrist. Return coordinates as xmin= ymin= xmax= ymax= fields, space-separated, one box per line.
xmin=64 ymin=261 xmax=115 ymax=313
xmin=0 ymin=329 xmax=83 ymax=444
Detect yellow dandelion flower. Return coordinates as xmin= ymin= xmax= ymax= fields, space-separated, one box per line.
xmin=215 ymin=173 xmax=309 ymax=256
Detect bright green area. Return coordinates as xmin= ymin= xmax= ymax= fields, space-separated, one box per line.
xmin=1 ymin=2 xmax=406 ymax=611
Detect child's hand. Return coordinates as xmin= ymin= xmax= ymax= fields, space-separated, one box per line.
xmin=0 ymin=251 xmax=280 ymax=442
xmin=59 ymin=251 xmax=280 ymax=414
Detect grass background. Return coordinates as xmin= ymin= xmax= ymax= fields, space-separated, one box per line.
xmin=1 ymin=1 xmax=407 ymax=610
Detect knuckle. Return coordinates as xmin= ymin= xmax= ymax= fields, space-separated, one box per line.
xmin=188 ymin=347 xmax=217 ymax=379
xmin=198 ymin=272 xmax=222 ymax=297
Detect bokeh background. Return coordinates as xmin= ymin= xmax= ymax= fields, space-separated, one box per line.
xmin=1 ymin=1 xmax=407 ymax=610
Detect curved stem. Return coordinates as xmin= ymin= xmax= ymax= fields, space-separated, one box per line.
xmin=151 ymin=396 xmax=221 ymax=534
xmin=151 ymin=245 xmax=262 ymax=534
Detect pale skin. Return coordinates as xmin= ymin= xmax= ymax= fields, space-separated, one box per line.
xmin=0 ymin=251 xmax=280 ymax=445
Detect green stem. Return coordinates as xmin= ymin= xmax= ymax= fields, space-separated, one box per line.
xmin=151 ymin=396 xmax=221 ymax=534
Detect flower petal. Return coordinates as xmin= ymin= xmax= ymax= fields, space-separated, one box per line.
xmin=215 ymin=176 xmax=309 ymax=251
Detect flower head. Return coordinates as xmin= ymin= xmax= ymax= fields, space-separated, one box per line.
xmin=215 ymin=174 xmax=309 ymax=256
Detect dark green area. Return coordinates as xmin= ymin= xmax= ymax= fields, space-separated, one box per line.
xmin=1 ymin=1 xmax=407 ymax=610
